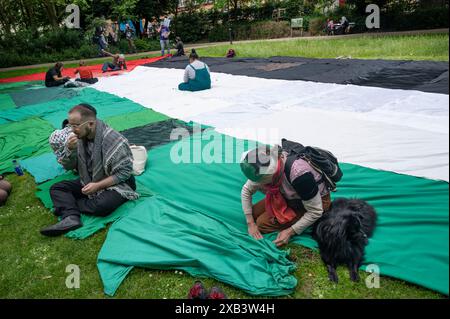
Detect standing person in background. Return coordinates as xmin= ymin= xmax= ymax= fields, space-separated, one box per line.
xmin=158 ymin=22 xmax=171 ymax=56
xmin=162 ymin=15 xmax=171 ymax=28
xmin=151 ymin=17 xmax=159 ymax=40
xmin=125 ymin=24 xmax=137 ymax=53
xmin=94 ymin=26 xmax=108 ymax=56
xmin=112 ymin=22 xmax=119 ymax=44
xmin=146 ymin=21 xmax=153 ymax=39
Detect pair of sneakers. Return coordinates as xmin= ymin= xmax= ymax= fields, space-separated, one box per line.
xmin=187 ymin=281 xmax=226 ymax=299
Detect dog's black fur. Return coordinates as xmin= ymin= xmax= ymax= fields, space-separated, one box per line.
xmin=312 ymin=198 xmax=377 ymax=283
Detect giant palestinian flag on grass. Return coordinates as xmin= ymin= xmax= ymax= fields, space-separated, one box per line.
xmin=0 ymin=56 xmax=448 ymax=296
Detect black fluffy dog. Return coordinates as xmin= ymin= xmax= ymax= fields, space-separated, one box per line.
xmin=312 ymin=198 xmax=377 ymax=283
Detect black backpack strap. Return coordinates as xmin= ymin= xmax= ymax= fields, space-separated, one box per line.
xmin=284 ymin=153 xmax=297 ymax=184
xmin=285 ymin=153 xmax=326 ymax=187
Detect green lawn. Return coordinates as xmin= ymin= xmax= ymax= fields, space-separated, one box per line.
xmin=0 ymin=33 xmax=448 ymax=80
xmin=197 ymin=34 xmax=449 ymax=61
xmin=0 ymin=173 xmax=444 ymax=299
xmin=0 ymin=33 xmax=448 ymax=299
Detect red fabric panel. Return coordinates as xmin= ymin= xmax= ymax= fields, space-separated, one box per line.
xmin=0 ymin=55 xmax=168 ymax=84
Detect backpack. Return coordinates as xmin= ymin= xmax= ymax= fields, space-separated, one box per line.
xmin=226 ymin=49 xmax=236 ymax=58
xmin=281 ymin=138 xmax=343 ymax=192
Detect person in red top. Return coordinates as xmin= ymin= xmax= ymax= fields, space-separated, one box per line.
xmin=74 ymin=61 xmax=98 ymax=84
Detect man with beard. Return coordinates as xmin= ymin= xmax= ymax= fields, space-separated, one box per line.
xmin=40 ymin=104 xmax=138 ymax=237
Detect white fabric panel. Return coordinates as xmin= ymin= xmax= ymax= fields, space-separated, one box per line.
xmin=93 ymin=66 xmax=449 ymax=182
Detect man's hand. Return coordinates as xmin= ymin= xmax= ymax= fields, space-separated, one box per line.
xmin=67 ymin=135 xmax=78 ymax=151
xmin=273 ymin=227 xmax=296 ymax=247
xmin=81 ymin=182 xmax=101 ymax=195
xmin=248 ymin=222 xmax=263 ymax=240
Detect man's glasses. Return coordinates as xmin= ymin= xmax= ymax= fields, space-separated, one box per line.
xmin=67 ymin=120 xmax=93 ymax=129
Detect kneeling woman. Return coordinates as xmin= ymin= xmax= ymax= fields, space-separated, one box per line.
xmin=178 ymin=49 xmax=211 ymax=92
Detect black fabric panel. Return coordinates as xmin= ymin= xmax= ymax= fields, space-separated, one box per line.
xmin=146 ymin=57 xmax=449 ymax=94
xmin=11 ymin=86 xmax=81 ymax=108
xmin=291 ymin=172 xmax=319 ymax=201
xmin=121 ymin=119 xmax=204 ymax=150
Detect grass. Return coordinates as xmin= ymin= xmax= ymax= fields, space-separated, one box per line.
xmin=0 ymin=173 xmax=445 ymax=299
xmin=197 ymin=34 xmax=449 ymax=61
xmin=1 ymin=33 xmax=448 ymax=80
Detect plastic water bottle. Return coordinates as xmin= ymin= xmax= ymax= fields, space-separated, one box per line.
xmin=12 ymin=160 xmax=24 ymax=176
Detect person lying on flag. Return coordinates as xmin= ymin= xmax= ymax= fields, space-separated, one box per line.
xmin=101 ymin=51 xmax=127 ymax=72
xmin=240 ymin=145 xmax=331 ymax=247
xmin=40 ymin=103 xmax=138 ymax=237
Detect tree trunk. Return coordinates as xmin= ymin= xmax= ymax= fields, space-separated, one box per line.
xmin=0 ymin=0 xmax=13 ymax=35
xmin=43 ymin=1 xmax=58 ymax=28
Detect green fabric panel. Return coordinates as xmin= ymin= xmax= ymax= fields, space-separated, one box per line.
xmin=36 ymin=173 xmax=154 ymax=239
xmin=325 ymin=163 xmax=449 ymax=296
xmin=98 ymin=195 xmax=297 ymax=297
xmin=0 ymin=117 xmax=54 ymax=173
xmin=136 ymin=130 xmax=263 ymax=230
xmin=104 ymin=108 xmax=169 ymax=131
xmin=98 ymin=131 xmax=448 ymax=295
xmin=0 ymin=93 xmax=16 ymax=110
xmin=35 ymin=172 xmax=78 ymax=208
xmin=21 ymin=152 xmax=65 ymax=184
xmin=0 ymin=88 xmax=145 ymax=128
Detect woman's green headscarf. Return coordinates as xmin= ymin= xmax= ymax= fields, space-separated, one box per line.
xmin=240 ymin=146 xmax=279 ymax=183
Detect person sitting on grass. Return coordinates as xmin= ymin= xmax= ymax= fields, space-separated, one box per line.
xmin=45 ymin=62 xmax=70 ymax=87
xmin=101 ymin=51 xmax=127 ymax=73
xmin=178 ymin=49 xmax=211 ymax=92
xmin=0 ymin=175 xmax=12 ymax=206
xmin=173 ymin=37 xmax=185 ymax=57
xmin=40 ymin=104 xmax=138 ymax=237
xmin=74 ymin=61 xmax=98 ymax=84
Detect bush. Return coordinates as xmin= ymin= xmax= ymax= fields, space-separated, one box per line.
xmin=382 ymin=7 xmax=449 ymax=31
xmin=208 ymin=21 xmax=292 ymax=42
xmin=0 ymin=28 xmax=95 ymax=67
xmin=78 ymin=44 xmax=99 ymax=58
xmin=309 ymin=17 xmax=325 ymax=36
xmin=134 ymin=38 xmax=161 ymax=52
xmin=246 ymin=21 xmax=291 ymax=40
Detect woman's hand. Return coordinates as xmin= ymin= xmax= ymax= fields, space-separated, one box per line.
xmin=248 ymin=222 xmax=263 ymax=240
xmin=273 ymin=227 xmax=295 ymax=247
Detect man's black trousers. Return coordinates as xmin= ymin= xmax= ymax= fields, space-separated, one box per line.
xmin=50 ymin=179 xmax=129 ymax=219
